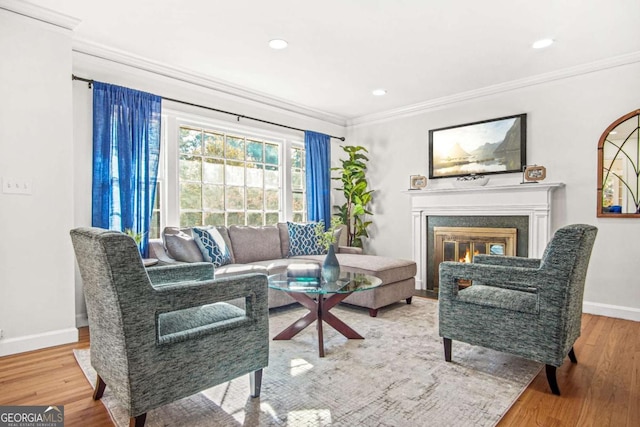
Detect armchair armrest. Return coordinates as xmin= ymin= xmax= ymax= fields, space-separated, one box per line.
xmin=152 ymin=273 xmax=269 ymax=346
xmin=473 ymin=254 xmax=542 ymax=269
xmin=152 ymin=273 xmax=268 ymax=313
xmin=147 ymin=262 xmax=214 ymax=285
xmin=438 ymin=262 xmax=544 ymax=299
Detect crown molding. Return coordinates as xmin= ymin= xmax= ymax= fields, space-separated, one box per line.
xmin=72 ymin=38 xmax=348 ymax=127
xmin=348 ymin=51 xmax=640 ymax=128
xmin=0 ymin=0 xmax=80 ymax=30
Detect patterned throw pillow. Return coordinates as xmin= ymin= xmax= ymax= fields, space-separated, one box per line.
xmin=193 ymin=227 xmax=232 ymax=267
xmin=287 ymin=222 xmax=325 ymax=257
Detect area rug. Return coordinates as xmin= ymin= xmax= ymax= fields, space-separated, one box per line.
xmin=74 ymin=298 xmax=541 ymax=426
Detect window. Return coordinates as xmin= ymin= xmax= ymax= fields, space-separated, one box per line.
xmin=150 ymin=183 xmax=161 ymax=238
xmin=291 ymin=147 xmax=306 ymax=222
xmin=174 ymin=123 xmax=304 ymax=227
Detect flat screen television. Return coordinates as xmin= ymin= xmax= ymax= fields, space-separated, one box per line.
xmin=428 ymin=113 xmax=526 ymax=179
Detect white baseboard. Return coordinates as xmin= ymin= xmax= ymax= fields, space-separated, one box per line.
xmin=0 ymin=328 xmax=78 ymax=357
xmin=76 ymin=313 xmax=88 ymax=328
xmin=583 ymin=301 xmax=640 ymax=322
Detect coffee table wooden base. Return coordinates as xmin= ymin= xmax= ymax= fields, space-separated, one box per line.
xmin=273 ymin=291 xmax=363 ymax=357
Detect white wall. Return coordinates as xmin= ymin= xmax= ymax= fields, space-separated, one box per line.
xmin=348 ymin=61 xmax=640 ymax=321
xmin=72 ymin=52 xmax=346 ymax=325
xmin=0 ymin=10 xmax=77 ymax=355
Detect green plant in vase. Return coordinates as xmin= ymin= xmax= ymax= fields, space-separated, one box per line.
xmin=315 ymin=217 xmax=343 ymax=282
xmin=315 ymin=217 xmax=343 ymax=252
xmin=124 ymin=228 xmax=145 ymax=252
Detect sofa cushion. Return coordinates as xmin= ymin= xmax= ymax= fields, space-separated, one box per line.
xmin=295 ymin=253 xmax=417 ymax=285
xmin=193 ymin=227 xmax=232 ymax=267
xmin=214 ymin=263 xmax=269 ymax=278
xmin=287 ymin=222 xmax=325 ymax=256
xmin=278 ymin=223 xmax=342 ymax=257
xmin=277 ymin=222 xmax=290 ymax=258
xmin=163 ymin=227 xmax=204 ymax=263
xmin=249 ymin=258 xmax=322 ymax=276
xmin=227 ymin=225 xmax=282 ymax=264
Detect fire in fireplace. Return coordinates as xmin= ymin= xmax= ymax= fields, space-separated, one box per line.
xmin=433 ymin=227 xmax=517 ymax=289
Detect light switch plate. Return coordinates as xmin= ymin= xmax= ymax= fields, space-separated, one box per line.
xmin=2 ymin=177 xmax=33 ymax=195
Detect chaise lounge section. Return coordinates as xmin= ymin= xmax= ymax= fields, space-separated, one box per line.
xmin=149 ymin=223 xmax=416 ymax=316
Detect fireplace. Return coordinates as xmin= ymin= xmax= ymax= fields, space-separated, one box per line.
xmin=405 ymin=182 xmax=564 ymax=297
xmin=432 ymin=226 xmax=517 ymax=290
xmin=427 ymin=217 xmax=527 ymax=295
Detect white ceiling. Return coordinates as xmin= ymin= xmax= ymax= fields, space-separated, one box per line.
xmin=24 ymin=0 xmax=640 ymax=121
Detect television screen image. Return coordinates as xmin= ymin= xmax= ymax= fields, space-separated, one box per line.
xmin=429 ymin=114 xmax=526 ymax=179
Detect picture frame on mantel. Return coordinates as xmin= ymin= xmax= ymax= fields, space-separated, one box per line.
xmin=409 ymin=175 xmax=427 ymax=190
xmin=429 ymin=114 xmax=527 ymax=179
xmin=522 ymin=165 xmax=547 ymax=183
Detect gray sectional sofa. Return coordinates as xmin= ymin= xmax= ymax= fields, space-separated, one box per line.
xmin=149 ymin=223 xmax=416 ymax=316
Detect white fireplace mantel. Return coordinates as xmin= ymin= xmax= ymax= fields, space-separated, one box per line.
xmin=404 ymin=182 xmax=564 ymax=290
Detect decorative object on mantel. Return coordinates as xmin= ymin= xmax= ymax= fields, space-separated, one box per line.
xmin=429 ymin=114 xmax=527 ymax=179
xmin=409 ymin=175 xmax=427 ymax=190
xmin=521 ymin=165 xmax=547 ymax=183
xmin=452 ymin=174 xmax=489 ymax=188
xmin=597 ymin=109 xmax=640 ymax=217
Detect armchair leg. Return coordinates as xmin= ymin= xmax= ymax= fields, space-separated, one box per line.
xmin=443 ymin=337 xmax=452 ymax=362
xmin=250 ymin=369 xmax=263 ymax=398
xmin=93 ymin=375 xmax=106 ymax=400
xmin=545 ymin=364 xmax=561 ymax=395
xmin=129 ymin=414 xmax=146 ymax=427
xmin=568 ymin=347 xmax=578 ymax=363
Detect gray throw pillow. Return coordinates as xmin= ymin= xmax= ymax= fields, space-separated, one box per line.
xmin=163 ymin=227 xmax=204 ymax=262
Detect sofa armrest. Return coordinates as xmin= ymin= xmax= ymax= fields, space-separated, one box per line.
xmin=338 ymin=246 xmax=363 ymax=255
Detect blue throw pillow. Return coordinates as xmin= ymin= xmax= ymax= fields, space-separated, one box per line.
xmin=193 ymin=227 xmax=232 ymax=267
xmin=287 ymin=222 xmax=325 ymax=257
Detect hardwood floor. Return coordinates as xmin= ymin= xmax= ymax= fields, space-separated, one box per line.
xmin=1 ymin=313 xmax=638 ymax=426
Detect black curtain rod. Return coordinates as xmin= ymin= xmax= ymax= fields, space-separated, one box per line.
xmin=72 ymin=74 xmax=345 ymax=141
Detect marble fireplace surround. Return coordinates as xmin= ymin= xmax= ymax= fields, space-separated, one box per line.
xmin=405 ymin=182 xmax=564 ymax=290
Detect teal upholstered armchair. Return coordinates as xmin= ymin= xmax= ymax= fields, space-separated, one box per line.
xmin=70 ymin=227 xmax=269 ymax=427
xmin=438 ymin=224 xmax=597 ymax=395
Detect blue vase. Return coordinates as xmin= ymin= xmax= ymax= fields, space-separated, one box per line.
xmin=322 ymin=245 xmax=340 ymax=283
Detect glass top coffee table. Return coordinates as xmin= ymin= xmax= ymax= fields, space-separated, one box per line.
xmin=268 ymin=272 xmax=383 ymax=357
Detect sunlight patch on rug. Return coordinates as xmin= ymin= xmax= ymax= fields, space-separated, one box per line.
xmin=73 ymin=298 xmax=541 ymax=426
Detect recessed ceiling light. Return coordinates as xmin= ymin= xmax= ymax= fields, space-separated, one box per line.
xmin=269 ymin=39 xmax=288 ymax=50
xmin=532 ymin=38 xmax=554 ymax=49
xmin=372 ymin=89 xmax=387 ymax=96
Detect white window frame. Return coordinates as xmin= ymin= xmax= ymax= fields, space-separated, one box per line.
xmin=159 ymin=108 xmax=305 ymax=228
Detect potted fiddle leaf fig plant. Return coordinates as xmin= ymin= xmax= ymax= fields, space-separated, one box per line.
xmin=332 ymin=145 xmax=374 ymax=249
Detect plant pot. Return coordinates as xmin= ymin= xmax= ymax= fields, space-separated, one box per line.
xmin=322 ymin=245 xmax=340 ymax=283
